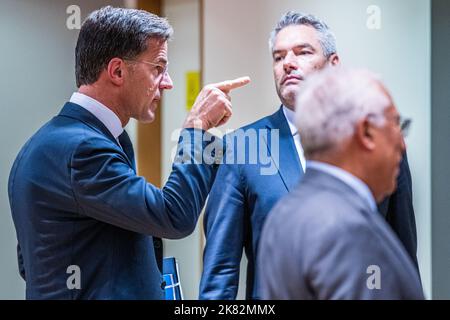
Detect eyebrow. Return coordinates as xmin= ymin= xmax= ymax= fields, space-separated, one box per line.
xmin=155 ymin=58 xmax=168 ymax=65
xmin=272 ymin=43 xmax=316 ymax=56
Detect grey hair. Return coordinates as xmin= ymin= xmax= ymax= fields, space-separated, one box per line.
xmin=269 ymin=11 xmax=337 ymax=58
xmin=295 ymin=67 xmax=391 ymax=158
xmin=75 ymin=6 xmax=173 ymax=87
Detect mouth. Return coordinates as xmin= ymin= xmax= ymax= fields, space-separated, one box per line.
xmin=149 ymin=97 xmax=160 ymax=109
xmin=153 ymin=96 xmax=161 ymax=102
xmin=282 ymin=74 xmax=303 ymax=85
xmin=394 ymin=166 xmax=400 ymax=178
xmin=393 ymin=159 xmax=402 ymax=178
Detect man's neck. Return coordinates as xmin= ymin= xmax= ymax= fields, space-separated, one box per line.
xmin=78 ymin=85 xmax=129 ymax=127
xmin=282 ymin=103 xmax=295 ymax=112
xmin=310 ymin=152 xmax=380 ymax=201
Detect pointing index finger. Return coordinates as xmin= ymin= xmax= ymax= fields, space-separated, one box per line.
xmin=212 ymin=76 xmax=251 ymax=92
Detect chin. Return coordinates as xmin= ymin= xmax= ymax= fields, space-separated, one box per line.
xmin=141 ymin=104 xmax=157 ymax=123
xmin=387 ymin=181 xmax=397 ymax=196
xmin=137 ymin=113 xmax=155 ymax=124
xmin=281 ymin=90 xmax=297 ymax=105
xmin=145 ymin=114 xmax=155 ymax=123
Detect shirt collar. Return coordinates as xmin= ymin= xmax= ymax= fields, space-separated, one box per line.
xmin=70 ymin=92 xmax=123 ymax=139
xmin=282 ymin=105 xmax=298 ymax=136
xmin=306 ymin=160 xmax=378 ymax=213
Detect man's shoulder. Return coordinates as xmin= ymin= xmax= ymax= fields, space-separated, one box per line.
xmin=267 ymin=182 xmax=367 ymax=236
xmin=58 ymin=113 xmax=105 ymax=138
xmin=24 ymin=110 xmax=117 ymax=157
xmin=221 ymin=108 xmax=282 ymax=152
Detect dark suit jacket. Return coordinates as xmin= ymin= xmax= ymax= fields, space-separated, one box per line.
xmin=258 ymin=168 xmax=423 ymax=299
xmin=8 ymin=102 xmax=217 ymax=299
xmin=199 ymin=106 xmax=419 ymax=300
xmin=200 ymin=106 xmax=303 ymax=299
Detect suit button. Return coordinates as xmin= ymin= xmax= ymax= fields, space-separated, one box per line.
xmin=161 ymin=281 xmax=166 ymax=290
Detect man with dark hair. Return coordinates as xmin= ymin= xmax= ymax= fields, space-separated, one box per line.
xmin=8 ymin=6 xmax=249 ymax=299
xmin=200 ymin=11 xmax=418 ymax=300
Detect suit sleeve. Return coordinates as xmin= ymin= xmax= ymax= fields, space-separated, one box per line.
xmin=70 ymin=128 xmax=219 ymax=239
xmin=199 ymin=160 xmax=246 ymax=300
xmin=378 ymin=153 xmax=419 ymax=270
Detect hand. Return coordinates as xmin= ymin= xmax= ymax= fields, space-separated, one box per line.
xmin=183 ymin=76 xmax=251 ymax=130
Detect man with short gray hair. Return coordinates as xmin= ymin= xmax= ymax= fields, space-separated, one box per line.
xmin=258 ymin=67 xmax=424 ymax=299
xmin=200 ymin=11 xmax=418 ymax=300
xmin=8 ymin=6 xmax=249 ymax=299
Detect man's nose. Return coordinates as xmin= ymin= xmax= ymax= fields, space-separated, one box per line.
xmin=283 ymin=51 xmax=298 ymax=73
xmin=159 ymin=72 xmax=173 ymax=90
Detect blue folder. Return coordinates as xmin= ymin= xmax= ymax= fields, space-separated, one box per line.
xmin=162 ymin=256 xmax=183 ymax=300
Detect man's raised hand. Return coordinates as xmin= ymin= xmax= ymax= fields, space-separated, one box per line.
xmin=183 ymin=76 xmax=251 ymax=130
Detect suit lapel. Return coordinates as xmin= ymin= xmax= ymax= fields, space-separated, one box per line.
xmin=58 ymin=102 xmax=135 ymax=170
xmin=264 ymin=106 xmax=303 ymax=192
xmin=59 ymin=102 xmax=117 ymax=143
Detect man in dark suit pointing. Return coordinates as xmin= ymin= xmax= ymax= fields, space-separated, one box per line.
xmin=8 ymin=6 xmax=249 ymax=299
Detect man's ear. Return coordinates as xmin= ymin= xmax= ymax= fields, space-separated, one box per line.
xmin=106 ymin=58 xmax=126 ymax=86
xmin=328 ymin=53 xmax=340 ymax=66
xmin=356 ymin=118 xmax=376 ymax=151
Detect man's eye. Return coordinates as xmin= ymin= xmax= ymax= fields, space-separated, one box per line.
xmin=299 ymin=51 xmax=312 ymax=55
xmin=274 ymin=56 xmax=283 ymax=62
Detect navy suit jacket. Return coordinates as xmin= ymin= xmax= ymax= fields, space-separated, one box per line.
xmin=199 ymin=106 xmax=418 ymax=300
xmin=8 ymin=102 xmax=217 ymax=299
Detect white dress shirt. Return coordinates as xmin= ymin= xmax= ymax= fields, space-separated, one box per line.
xmin=307 ymin=160 xmax=378 ymax=213
xmin=282 ymin=105 xmax=306 ymax=172
xmin=70 ymin=92 xmax=123 ymax=143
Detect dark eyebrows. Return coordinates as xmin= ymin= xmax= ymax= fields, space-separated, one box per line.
xmin=272 ymin=49 xmax=284 ymax=57
xmin=155 ymin=57 xmax=168 ymax=65
xmin=272 ymin=43 xmax=317 ymax=57
xmin=293 ymin=43 xmax=316 ymax=51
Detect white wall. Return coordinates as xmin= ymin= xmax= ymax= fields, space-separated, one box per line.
xmin=0 ymin=0 xmax=124 ymax=299
xmin=162 ymin=0 xmax=202 ymax=300
xmin=203 ymin=0 xmax=432 ymax=297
